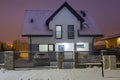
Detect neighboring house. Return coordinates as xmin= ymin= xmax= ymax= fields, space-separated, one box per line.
xmin=94 ymin=40 xmax=106 ymax=49
xmin=103 ymin=33 xmax=120 ymax=48
xmin=22 ymin=2 xmax=102 ymax=60
xmin=0 ymin=41 xmax=2 ymax=51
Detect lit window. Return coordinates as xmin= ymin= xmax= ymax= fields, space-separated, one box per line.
xmin=49 ymin=45 xmax=54 ymax=51
xmin=39 ymin=44 xmax=54 ymax=52
xmin=76 ymin=43 xmax=89 ymax=51
xmin=55 ymin=25 xmax=62 ymax=39
xmin=39 ymin=45 xmax=48 ymax=51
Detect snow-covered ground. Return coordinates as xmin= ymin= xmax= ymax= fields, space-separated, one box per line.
xmin=0 ymin=67 xmax=120 ymax=80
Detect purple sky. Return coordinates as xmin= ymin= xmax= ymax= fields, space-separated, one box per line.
xmin=0 ymin=0 xmax=120 ymax=42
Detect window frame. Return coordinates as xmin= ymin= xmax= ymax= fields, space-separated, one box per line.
xmin=55 ymin=25 xmax=62 ymax=39
xmin=39 ymin=44 xmax=55 ymax=52
xmin=68 ymin=25 xmax=74 ymax=39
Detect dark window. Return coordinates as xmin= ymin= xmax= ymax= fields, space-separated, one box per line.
xmin=55 ymin=25 xmax=62 ymax=39
xmin=68 ymin=25 xmax=74 ymax=39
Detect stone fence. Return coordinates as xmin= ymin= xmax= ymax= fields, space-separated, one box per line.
xmin=0 ymin=51 xmax=14 ymax=70
xmin=0 ymin=51 xmax=118 ymax=70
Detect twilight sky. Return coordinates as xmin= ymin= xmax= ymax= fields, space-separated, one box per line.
xmin=0 ymin=0 xmax=120 ymax=42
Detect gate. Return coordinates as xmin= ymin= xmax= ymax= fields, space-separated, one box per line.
xmin=14 ymin=51 xmax=57 ymax=68
xmin=14 ymin=51 xmax=33 ymax=68
xmin=74 ymin=51 xmax=101 ymax=68
xmin=62 ymin=51 xmax=74 ymax=69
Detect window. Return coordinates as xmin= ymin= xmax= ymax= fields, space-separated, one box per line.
xmin=76 ymin=43 xmax=89 ymax=51
xmin=39 ymin=44 xmax=54 ymax=52
xmin=68 ymin=25 xmax=74 ymax=39
xmin=55 ymin=25 xmax=62 ymax=39
xmin=48 ymin=45 xmax=54 ymax=51
xmin=39 ymin=44 xmax=48 ymax=51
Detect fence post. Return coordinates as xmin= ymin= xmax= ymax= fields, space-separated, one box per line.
xmin=101 ymin=50 xmax=104 ymax=77
xmin=109 ymin=55 xmax=116 ymax=69
xmin=58 ymin=52 xmax=63 ymax=69
xmin=74 ymin=52 xmax=78 ymax=68
xmin=4 ymin=51 xmax=14 ymax=70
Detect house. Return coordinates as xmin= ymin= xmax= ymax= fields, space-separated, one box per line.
xmin=22 ymin=2 xmax=103 ymax=61
xmin=103 ymin=33 xmax=120 ymax=48
xmin=94 ymin=40 xmax=106 ymax=49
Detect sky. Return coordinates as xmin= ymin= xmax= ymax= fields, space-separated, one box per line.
xmin=0 ymin=0 xmax=120 ymax=42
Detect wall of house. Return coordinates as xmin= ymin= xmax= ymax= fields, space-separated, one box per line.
xmin=30 ymin=37 xmax=93 ymax=51
xmin=28 ymin=7 xmax=94 ymax=54
xmin=49 ymin=7 xmax=80 ymax=41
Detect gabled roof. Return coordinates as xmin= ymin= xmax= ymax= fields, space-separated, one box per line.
xmin=22 ymin=2 xmax=103 ymax=37
xmin=46 ymin=2 xmax=84 ymax=26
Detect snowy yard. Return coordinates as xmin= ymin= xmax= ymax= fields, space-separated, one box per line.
xmin=0 ymin=67 xmax=120 ymax=80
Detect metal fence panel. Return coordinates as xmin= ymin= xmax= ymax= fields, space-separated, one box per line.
xmin=0 ymin=52 xmax=4 ymax=64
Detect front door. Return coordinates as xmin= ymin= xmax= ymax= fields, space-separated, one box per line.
xmin=57 ymin=43 xmax=74 ymax=69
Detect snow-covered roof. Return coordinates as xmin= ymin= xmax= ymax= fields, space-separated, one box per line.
xmin=78 ymin=11 xmax=102 ymax=36
xmin=22 ymin=2 xmax=102 ymax=37
xmin=22 ymin=10 xmax=53 ymax=36
xmin=103 ymin=32 xmax=120 ymax=40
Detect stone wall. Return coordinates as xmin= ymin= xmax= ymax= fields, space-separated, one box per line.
xmin=4 ymin=51 xmax=14 ymax=70
xmin=103 ymin=55 xmax=116 ymax=70
xmin=57 ymin=52 xmax=63 ymax=69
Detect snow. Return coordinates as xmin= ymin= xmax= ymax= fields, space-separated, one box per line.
xmin=103 ymin=32 xmax=120 ymax=40
xmin=0 ymin=67 xmax=120 ymax=80
xmin=22 ymin=10 xmax=53 ymax=36
xmin=23 ymin=10 xmax=102 ymax=36
xmin=78 ymin=11 xmax=102 ymax=36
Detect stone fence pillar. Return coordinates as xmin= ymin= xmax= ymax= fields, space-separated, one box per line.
xmin=74 ymin=52 xmax=79 ymax=68
xmin=58 ymin=52 xmax=63 ymax=69
xmin=103 ymin=55 xmax=116 ymax=70
xmin=4 ymin=51 xmax=14 ymax=70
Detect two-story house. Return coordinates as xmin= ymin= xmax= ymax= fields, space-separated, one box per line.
xmin=22 ymin=2 xmax=102 ymax=60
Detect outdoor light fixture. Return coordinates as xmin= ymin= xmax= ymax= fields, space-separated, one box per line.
xmin=117 ymin=37 xmax=120 ymax=41
xmin=117 ymin=37 xmax=120 ymax=46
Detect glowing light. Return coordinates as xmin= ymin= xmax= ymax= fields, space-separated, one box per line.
xmin=117 ymin=37 xmax=120 ymax=46
xmin=8 ymin=43 xmax=13 ymax=48
xmin=64 ymin=43 xmax=69 ymax=50
xmin=60 ymin=43 xmax=69 ymax=49
xmin=118 ymin=37 xmax=120 ymax=41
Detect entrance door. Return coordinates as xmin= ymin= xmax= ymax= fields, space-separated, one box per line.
xmin=58 ymin=45 xmax=64 ymax=51
xmin=57 ymin=43 xmax=74 ymax=69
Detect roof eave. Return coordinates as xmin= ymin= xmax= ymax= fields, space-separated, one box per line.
xmin=22 ymin=34 xmax=53 ymax=37
xmin=78 ymin=34 xmax=103 ymax=37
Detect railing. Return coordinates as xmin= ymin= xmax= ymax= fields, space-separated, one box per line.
xmin=0 ymin=52 xmax=4 ymax=64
